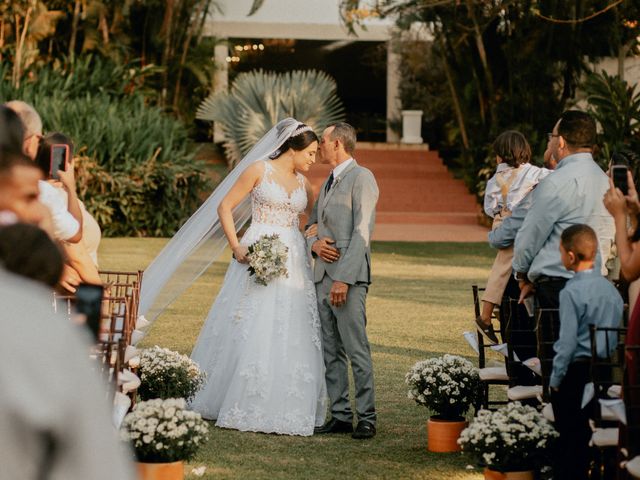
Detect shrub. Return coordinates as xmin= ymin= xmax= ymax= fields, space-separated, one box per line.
xmin=0 ymin=57 xmax=209 ymax=236
xmin=197 ymin=69 xmax=346 ymax=166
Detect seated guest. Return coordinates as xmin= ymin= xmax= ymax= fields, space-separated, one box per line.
xmin=0 ymin=105 xmax=27 ymax=154
xmin=0 ymin=267 xmax=136 ymax=480
xmin=0 ymin=150 xmax=53 ymax=235
xmin=550 ymin=224 xmax=623 ymax=480
xmin=5 ymin=100 xmax=83 ymax=243
xmin=476 ymin=130 xmax=550 ymax=343
xmin=35 ymin=133 xmax=102 ymax=291
xmin=0 ymin=223 xmax=63 ymax=287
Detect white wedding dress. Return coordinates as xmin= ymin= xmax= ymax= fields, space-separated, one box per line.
xmin=189 ymin=161 xmax=327 ymax=436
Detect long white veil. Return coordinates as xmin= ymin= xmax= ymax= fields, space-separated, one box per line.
xmin=139 ymin=118 xmax=301 ymax=324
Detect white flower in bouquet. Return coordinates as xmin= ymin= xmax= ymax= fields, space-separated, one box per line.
xmin=458 ymin=402 xmax=558 ymax=472
xmin=121 ymin=398 xmax=209 ymax=463
xmin=138 ymin=346 xmax=207 ymax=402
xmin=405 ymin=354 xmax=480 ymax=420
xmin=246 ymin=234 xmax=289 ymax=286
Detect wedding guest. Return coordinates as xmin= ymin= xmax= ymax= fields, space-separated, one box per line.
xmin=476 ymin=130 xmax=550 ymax=343
xmin=513 ymin=110 xmax=614 ymax=311
xmin=5 ymin=100 xmax=83 ymax=243
xmin=0 ymin=267 xmax=136 ymax=480
xmin=0 ymin=150 xmax=53 ymax=233
xmin=550 ymin=224 xmax=623 ymax=480
xmin=0 ymin=223 xmax=63 ymax=287
xmin=0 ymin=104 xmax=27 ymax=154
xmin=35 ymin=133 xmax=102 ymax=291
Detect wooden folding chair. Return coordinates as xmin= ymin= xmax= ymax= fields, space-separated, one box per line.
xmin=535 ymin=307 xmax=561 ymax=403
xmin=623 ymin=345 xmax=640 ymax=479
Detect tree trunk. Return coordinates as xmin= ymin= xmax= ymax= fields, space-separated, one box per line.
xmin=68 ymin=0 xmax=81 ymax=61
xmin=437 ymin=35 xmax=469 ymax=151
xmin=466 ymin=0 xmax=497 ymax=130
xmin=173 ymin=0 xmax=208 ymax=112
xmin=160 ymin=0 xmax=177 ymax=107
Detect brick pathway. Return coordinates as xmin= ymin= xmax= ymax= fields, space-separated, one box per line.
xmin=307 ymin=143 xmax=490 ymax=242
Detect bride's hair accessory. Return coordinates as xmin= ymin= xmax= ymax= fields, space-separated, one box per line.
xmin=292 ymin=124 xmax=312 ymax=137
xmin=268 ymin=148 xmax=282 ymax=160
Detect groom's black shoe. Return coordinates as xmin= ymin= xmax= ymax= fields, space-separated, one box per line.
xmin=351 ymin=421 xmax=376 ymax=439
xmin=314 ymin=418 xmax=353 ymax=434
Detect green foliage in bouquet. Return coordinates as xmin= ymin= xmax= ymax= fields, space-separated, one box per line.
xmin=246 ymin=233 xmax=289 ymax=286
xmin=121 ymin=398 xmax=209 ymax=463
xmin=405 ymin=354 xmax=480 ymax=420
xmin=0 ymin=57 xmax=209 ymax=236
xmin=197 ymin=69 xmax=345 ymax=166
xmin=458 ymin=402 xmax=558 ymax=472
xmin=138 ymin=346 xmax=207 ymax=402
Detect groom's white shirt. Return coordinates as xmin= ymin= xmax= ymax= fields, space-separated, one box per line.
xmin=330 ymin=157 xmax=354 ymax=179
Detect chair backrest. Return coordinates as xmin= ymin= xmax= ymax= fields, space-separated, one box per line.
xmin=589 ymin=326 xmax=627 ymax=424
xmin=501 ymin=295 xmax=538 ymax=387
xmin=472 ymin=285 xmax=501 ymax=368
xmin=536 ymin=307 xmax=560 ymax=401
xmin=624 ymin=344 xmax=640 ymax=457
xmin=99 ymin=270 xmax=143 ymax=287
xmin=99 ymin=296 xmax=131 ymax=344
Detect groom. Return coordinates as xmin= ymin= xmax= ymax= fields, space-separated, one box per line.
xmin=306 ymin=122 xmax=379 ymax=439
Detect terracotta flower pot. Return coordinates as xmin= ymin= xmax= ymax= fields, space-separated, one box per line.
xmin=483 ymin=468 xmax=535 ymax=480
xmin=426 ymin=416 xmax=467 ymax=453
xmin=136 ymin=461 xmax=184 ymax=480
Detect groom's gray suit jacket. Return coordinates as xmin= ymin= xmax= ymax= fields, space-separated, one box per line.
xmin=308 ymin=160 xmax=379 ymax=284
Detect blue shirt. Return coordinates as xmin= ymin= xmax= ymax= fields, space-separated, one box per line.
xmin=550 ymin=269 xmax=623 ymax=388
xmin=512 ymin=153 xmax=613 ymax=282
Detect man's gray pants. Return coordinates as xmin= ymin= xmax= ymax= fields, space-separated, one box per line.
xmin=316 ymin=275 xmax=376 ymax=426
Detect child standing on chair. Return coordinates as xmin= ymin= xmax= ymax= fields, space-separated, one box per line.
xmin=551 ymin=224 xmax=623 ymax=480
xmin=475 ymin=131 xmax=550 ymax=344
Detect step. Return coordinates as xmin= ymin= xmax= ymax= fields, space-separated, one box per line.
xmin=376 ymin=212 xmax=480 ymax=225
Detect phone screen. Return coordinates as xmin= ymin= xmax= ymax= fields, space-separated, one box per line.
xmin=612 ymin=165 xmax=629 ymax=196
xmin=50 ymin=145 xmax=68 ymax=180
xmin=75 ymin=283 xmax=104 ymax=341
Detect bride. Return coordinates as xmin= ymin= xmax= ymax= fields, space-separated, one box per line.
xmin=139 ymin=118 xmax=326 ymax=436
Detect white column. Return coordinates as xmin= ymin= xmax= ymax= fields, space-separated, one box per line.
xmin=386 ymin=40 xmax=401 ymax=143
xmin=213 ymin=42 xmax=230 ymax=143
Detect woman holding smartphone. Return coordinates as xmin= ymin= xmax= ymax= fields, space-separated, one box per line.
xmin=35 ymin=133 xmax=102 ymax=290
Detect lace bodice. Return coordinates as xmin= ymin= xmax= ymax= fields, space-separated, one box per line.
xmin=251 ymin=161 xmax=307 ymax=228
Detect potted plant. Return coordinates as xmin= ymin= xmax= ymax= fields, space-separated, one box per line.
xmin=405 ymin=354 xmax=480 ymax=452
xmin=121 ymin=398 xmax=210 ymax=480
xmin=458 ymin=402 xmax=558 ymax=479
xmin=138 ymin=346 xmax=207 ymax=402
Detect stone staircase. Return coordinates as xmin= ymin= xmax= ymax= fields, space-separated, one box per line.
xmin=306 ymin=144 xmax=489 ymax=242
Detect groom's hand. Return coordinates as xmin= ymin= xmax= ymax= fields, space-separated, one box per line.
xmin=312 ymin=237 xmax=340 ymax=263
xmin=330 ymin=281 xmax=349 ymax=307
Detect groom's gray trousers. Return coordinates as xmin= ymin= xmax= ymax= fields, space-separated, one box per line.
xmin=316 ymin=275 xmax=376 ymax=426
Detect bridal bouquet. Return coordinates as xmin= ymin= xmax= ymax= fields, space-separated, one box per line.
xmin=458 ymin=402 xmax=558 ymax=472
xmin=246 ymin=234 xmax=289 ymax=286
xmin=121 ymin=398 xmax=209 ymax=463
xmin=138 ymin=346 xmax=207 ymax=402
xmin=405 ymin=354 xmax=480 ymax=420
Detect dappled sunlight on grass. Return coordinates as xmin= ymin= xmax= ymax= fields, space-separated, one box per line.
xmin=100 ymin=238 xmax=492 ymax=479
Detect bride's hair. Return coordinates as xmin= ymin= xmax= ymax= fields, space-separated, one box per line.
xmin=269 ymin=123 xmax=318 ymax=159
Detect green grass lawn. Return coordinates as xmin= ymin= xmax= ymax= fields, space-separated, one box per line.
xmin=100 ymin=239 xmax=498 ymax=480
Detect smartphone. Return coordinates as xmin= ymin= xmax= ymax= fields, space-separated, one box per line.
xmin=75 ymin=283 xmax=104 ymax=341
xmin=612 ymin=164 xmax=629 ymax=195
xmin=49 ymin=144 xmax=69 ymax=180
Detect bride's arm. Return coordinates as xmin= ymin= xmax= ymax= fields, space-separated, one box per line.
xmin=217 ymin=162 xmax=263 ymax=263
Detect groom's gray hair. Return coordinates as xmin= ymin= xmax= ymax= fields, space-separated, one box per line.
xmin=329 ymin=122 xmax=356 ymax=155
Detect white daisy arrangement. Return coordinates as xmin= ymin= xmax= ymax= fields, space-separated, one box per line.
xmin=121 ymin=398 xmax=209 ymax=463
xmin=458 ymin=402 xmax=558 ymax=472
xmin=138 ymin=346 xmax=206 ymax=402
xmin=247 ymin=234 xmax=289 ymax=286
xmin=405 ymin=354 xmax=480 ymax=419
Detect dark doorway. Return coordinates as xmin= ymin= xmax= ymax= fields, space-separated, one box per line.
xmin=227 ymin=39 xmax=387 ymax=142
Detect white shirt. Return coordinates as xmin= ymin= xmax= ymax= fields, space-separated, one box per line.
xmin=484 ymin=163 xmax=551 ymax=217
xmin=0 ymin=268 xmax=136 ymax=480
xmin=331 ymin=158 xmax=354 ymax=179
xmin=38 ymin=180 xmax=80 ymax=241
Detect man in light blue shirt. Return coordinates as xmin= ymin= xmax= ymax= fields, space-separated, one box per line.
xmin=550 ymin=224 xmax=622 ymax=480
xmin=512 ymin=111 xmax=614 ymax=309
